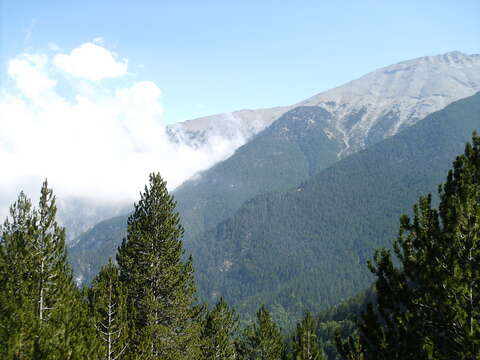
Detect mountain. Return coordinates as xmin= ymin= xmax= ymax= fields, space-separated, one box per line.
xmin=68 ymin=215 xmax=127 ymax=284
xmin=69 ymin=105 xmax=344 ymax=283
xmin=71 ymin=91 xmax=480 ymax=313
xmin=170 ymin=51 xmax=480 ymax=242
xmin=174 ymin=106 xmax=344 ymax=243
xmin=69 ymin=52 xmax=480 ymax=281
xmin=56 ymin=52 xmax=480 ymax=245
xmin=69 ymin=52 xmax=480 ymax=298
xmin=168 ymin=51 xmax=480 ymax=156
xmin=166 ymin=106 xmax=292 ymax=146
xmin=191 ymin=92 xmax=480 ymax=321
xmin=299 ymin=51 xmax=480 ymax=154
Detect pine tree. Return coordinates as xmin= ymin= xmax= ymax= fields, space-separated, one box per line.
xmin=291 ymin=313 xmax=324 ymax=360
xmin=117 ymin=173 xmax=201 ymax=359
xmin=240 ymin=305 xmax=285 ymax=360
xmin=89 ymin=258 xmax=128 ymax=360
xmin=337 ymin=134 xmax=480 ymax=359
xmin=0 ymin=191 xmax=37 ymax=358
xmin=201 ymin=296 xmax=238 ymax=360
xmin=0 ymin=181 xmax=97 ymax=359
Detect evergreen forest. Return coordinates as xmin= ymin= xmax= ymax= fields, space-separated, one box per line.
xmin=69 ymin=92 xmax=480 ymax=327
xmin=2 ymin=128 xmax=480 ymax=358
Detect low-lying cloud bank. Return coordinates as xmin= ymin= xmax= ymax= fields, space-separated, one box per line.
xmin=0 ymin=40 xmax=244 ymax=221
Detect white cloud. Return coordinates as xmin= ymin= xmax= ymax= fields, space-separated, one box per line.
xmin=0 ymin=42 xmax=245 ymax=223
xmin=53 ymin=42 xmax=128 ymax=81
xmin=8 ymin=54 xmax=56 ymax=99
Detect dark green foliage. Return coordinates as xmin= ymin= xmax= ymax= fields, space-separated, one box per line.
xmin=0 ymin=181 xmax=97 ymax=359
xmin=69 ymin=106 xmax=343 ymax=285
xmin=315 ymin=288 xmax=374 ymax=360
xmin=70 ymin=92 xmax=480 ymax=323
xmin=335 ymin=336 xmax=364 ymax=360
xmin=89 ymin=259 xmax=128 ymax=360
xmin=291 ymin=313 xmax=325 ymax=360
xmin=70 ymin=214 xmax=127 ymax=284
xmin=239 ymin=305 xmax=286 ymax=359
xmin=338 ymin=134 xmax=480 ymax=359
xmin=317 ymin=287 xmax=375 ymax=324
xmin=116 ymin=173 xmax=201 ymax=359
xmin=194 ymin=92 xmax=480 ymax=321
xmin=201 ymin=297 xmax=239 ymax=359
xmin=174 ymin=106 xmax=342 ymax=244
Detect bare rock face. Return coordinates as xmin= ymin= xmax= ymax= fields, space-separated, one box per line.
xmin=301 ymin=51 xmax=480 ymax=155
xmin=169 ymin=51 xmax=480 ymax=157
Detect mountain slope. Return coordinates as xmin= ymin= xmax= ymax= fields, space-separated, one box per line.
xmin=57 ymin=51 xmax=480 ymax=244
xmin=71 ymin=92 xmax=480 ymax=309
xmin=70 ymin=52 xmax=480 ymax=289
xmin=193 ymin=92 xmax=480 ymax=319
xmin=168 ymin=52 xmax=480 ymax=244
xmin=169 ymin=51 xmax=480 ymax=156
xmin=174 ymin=106 xmax=344 ymax=242
xmin=69 ymin=214 xmax=127 ymax=284
xmin=300 ymin=51 xmax=480 ymax=154
xmin=69 ymin=106 xmax=344 ymax=283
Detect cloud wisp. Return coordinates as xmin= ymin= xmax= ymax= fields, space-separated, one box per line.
xmin=0 ymin=41 xmax=245 ymax=220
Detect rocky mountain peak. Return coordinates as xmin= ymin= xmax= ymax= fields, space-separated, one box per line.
xmin=169 ymin=52 xmax=480 ymax=158
xmin=300 ymin=52 xmax=480 ymax=155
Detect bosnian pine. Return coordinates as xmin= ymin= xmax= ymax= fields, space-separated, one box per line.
xmin=90 ymin=259 xmax=128 ymax=360
xmin=201 ymin=296 xmax=238 ymax=360
xmin=117 ymin=173 xmax=201 ymax=360
xmin=240 ymin=305 xmax=285 ymax=360
xmin=0 ymin=191 xmax=37 ymax=358
xmin=292 ymin=313 xmax=324 ymax=360
xmin=337 ymin=134 xmax=480 ymax=359
xmin=0 ymin=181 xmax=96 ymax=359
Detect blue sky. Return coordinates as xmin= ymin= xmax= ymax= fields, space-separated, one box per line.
xmin=2 ymin=1 xmax=479 ymax=124
xmin=0 ymin=1 xmax=479 ymax=215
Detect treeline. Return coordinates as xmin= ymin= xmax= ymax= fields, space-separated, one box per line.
xmin=0 ymin=174 xmax=326 ymax=359
xmin=3 ymin=133 xmax=480 ymax=359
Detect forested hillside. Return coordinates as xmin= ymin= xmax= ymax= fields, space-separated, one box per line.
xmin=69 ymin=52 xmax=480 ymax=288
xmin=70 ymin=106 xmax=344 ymax=283
xmin=3 ymin=2 xmax=480 ymax=357
xmin=174 ymin=106 xmax=344 ymax=242
xmin=193 ymin=92 xmax=480 ymax=320
xmin=0 ymin=124 xmax=480 ymax=360
xmin=3 ymin=128 xmax=480 ymax=359
xmin=315 ymin=287 xmax=375 ymax=359
xmin=71 ymin=93 xmax=480 ymax=324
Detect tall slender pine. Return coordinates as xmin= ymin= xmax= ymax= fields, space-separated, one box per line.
xmin=89 ymin=258 xmax=128 ymax=360
xmin=292 ymin=313 xmax=324 ymax=360
xmin=0 ymin=181 xmax=96 ymax=359
xmin=117 ymin=173 xmax=201 ymax=359
xmin=240 ymin=305 xmax=285 ymax=360
xmin=201 ymin=296 xmax=238 ymax=360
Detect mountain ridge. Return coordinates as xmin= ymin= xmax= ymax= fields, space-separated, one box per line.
xmin=61 ymin=51 xmax=480 ymax=242
xmin=192 ymin=91 xmax=480 ymax=319
xmin=169 ymin=51 xmax=480 ymax=157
